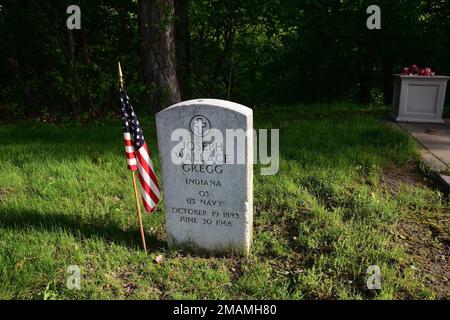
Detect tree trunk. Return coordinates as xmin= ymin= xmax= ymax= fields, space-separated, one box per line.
xmin=357 ymin=59 xmax=371 ymax=104
xmin=67 ymin=29 xmax=80 ymax=117
xmin=80 ymin=30 xmax=94 ymax=115
xmin=174 ymin=0 xmax=191 ymax=99
xmin=209 ymin=24 xmax=234 ymax=94
xmin=382 ymin=57 xmax=395 ymax=105
xmin=226 ymin=63 xmax=234 ymax=100
xmin=138 ymin=0 xmax=181 ymax=111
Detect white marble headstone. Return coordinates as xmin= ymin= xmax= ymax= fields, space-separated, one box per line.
xmin=156 ymin=99 xmax=253 ymax=255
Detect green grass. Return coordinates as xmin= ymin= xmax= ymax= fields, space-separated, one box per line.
xmin=0 ymin=103 xmax=448 ymax=299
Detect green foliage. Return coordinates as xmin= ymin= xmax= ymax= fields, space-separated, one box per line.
xmin=0 ymin=0 xmax=143 ymax=120
xmin=1 ymin=1 xmax=450 ymax=119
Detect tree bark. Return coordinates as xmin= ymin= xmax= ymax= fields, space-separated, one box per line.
xmin=138 ymin=0 xmax=181 ymax=111
xmin=209 ymin=24 xmax=234 ymax=94
xmin=67 ymin=29 xmax=81 ymax=116
xmin=80 ymin=30 xmax=94 ymax=115
xmin=226 ymin=63 xmax=234 ymax=100
xmin=358 ymin=62 xmax=371 ymax=104
xmin=382 ymin=57 xmax=395 ymax=105
xmin=174 ymin=0 xmax=191 ymax=99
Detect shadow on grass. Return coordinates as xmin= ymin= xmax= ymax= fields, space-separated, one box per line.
xmin=0 ymin=209 xmax=166 ymax=252
xmin=0 ymin=121 xmax=160 ymax=165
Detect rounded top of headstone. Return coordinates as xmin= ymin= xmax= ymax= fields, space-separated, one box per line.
xmin=158 ymin=99 xmax=252 ymax=117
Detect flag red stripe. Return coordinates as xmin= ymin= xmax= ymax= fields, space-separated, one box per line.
xmin=142 ymin=200 xmax=154 ymax=213
xmin=137 ymin=173 xmax=160 ymax=205
xmin=132 ymin=143 xmax=160 ymax=213
xmin=135 ymin=149 xmax=160 ymax=199
xmin=135 ymin=145 xmax=160 ymax=189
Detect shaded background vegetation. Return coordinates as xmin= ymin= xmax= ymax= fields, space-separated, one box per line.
xmin=0 ymin=0 xmax=449 ymax=121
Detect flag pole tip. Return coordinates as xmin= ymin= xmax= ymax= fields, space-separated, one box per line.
xmin=118 ymin=62 xmax=124 ymax=88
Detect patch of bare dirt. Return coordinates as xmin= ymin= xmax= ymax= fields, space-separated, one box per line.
xmin=397 ymin=218 xmax=449 ymax=299
xmin=381 ymin=163 xmax=450 ymax=299
xmin=380 ymin=164 xmax=437 ymax=194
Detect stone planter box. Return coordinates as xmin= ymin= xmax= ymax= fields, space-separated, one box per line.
xmin=392 ymin=74 xmax=450 ymax=123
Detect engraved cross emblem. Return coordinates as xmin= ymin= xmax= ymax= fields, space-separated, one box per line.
xmin=189 ymin=115 xmax=211 ymax=137
xmin=194 ymin=118 xmax=207 ymax=136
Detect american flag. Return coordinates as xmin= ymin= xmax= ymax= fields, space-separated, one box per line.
xmin=120 ymin=88 xmax=160 ymax=213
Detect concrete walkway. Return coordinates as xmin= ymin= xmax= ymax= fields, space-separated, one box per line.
xmin=396 ymin=120 xmax=450 ymax=188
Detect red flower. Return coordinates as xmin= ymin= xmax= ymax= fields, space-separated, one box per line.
xmin=401 ymin=64 xmax=434 ymax=76
xmin=410 ymin=64 xmax=419 ymax=74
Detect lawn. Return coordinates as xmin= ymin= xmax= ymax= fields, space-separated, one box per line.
xmin=0 ymin=103 xmax=448 ymax=299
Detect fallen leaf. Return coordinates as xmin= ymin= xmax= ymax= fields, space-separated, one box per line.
xmin=154 ymin=255 xmax=164 ymax=264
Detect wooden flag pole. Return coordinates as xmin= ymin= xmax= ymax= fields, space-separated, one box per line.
xmin=131 ymin=171 xmax=148 ymax=253
xmin=118 ymin=61 xmax=148 ymax=253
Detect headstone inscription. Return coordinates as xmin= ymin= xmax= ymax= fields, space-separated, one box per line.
xmin=156 ymin=99 xmax=253 ymax=255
